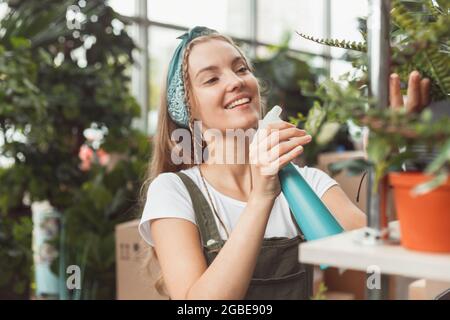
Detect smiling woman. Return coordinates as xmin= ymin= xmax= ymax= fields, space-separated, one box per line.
xmin=139 ymin=26 xmax=366 ymax=300
xmin=186 ymin=39 xmax=261 ymax=131
xmin=193 ymin=55 xmax=254 ymax=112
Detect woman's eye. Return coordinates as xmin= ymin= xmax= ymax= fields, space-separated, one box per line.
xmin=205 ymin=77 xmax=218 ymax=84
xmin=237 ymin=66 xmax=248 ymax=73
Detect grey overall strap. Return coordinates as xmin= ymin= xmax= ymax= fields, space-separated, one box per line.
xmin=175 ymin=172 xmax=224 ymax=252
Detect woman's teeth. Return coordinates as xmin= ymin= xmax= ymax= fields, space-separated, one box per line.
xmin=225 ymin=97 xmax=250 ymax=109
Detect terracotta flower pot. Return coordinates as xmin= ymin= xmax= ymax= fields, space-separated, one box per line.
xmin=389 ymin=172 xmax=450 ymax=253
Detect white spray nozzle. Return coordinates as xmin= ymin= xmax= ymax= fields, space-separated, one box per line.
xmin=260 ymin=105 xmax=283 ymax=129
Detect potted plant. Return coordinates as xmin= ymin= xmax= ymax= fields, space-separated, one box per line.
xmin=295 ymin=0 xmax=449 ymax=252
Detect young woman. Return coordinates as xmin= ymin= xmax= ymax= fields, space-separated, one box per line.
xmin=139 ymin=26 xmax=430 ymax=300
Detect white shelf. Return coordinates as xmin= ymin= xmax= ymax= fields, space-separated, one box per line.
xmin=299 ymin=227 xmax=450 ymax=282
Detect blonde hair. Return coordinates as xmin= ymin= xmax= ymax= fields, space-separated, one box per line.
xmin=140 ymin=33 xmax=265 ymax=297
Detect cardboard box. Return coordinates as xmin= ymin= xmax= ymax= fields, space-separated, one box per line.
xmin=115 ymin=219 xmax=169 ymax=300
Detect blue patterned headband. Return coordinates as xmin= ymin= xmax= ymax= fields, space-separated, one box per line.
xmin=166 ymin=26 xmax=218 ymax=129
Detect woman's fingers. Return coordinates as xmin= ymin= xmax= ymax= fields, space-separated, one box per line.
xmin=273 ymin=144 xmax=304 ymax=170
xmin=250 ymin=120 xmax=309 ymax=175
xmin=389 ymin=73 xmax=403 ymax=109
xmin=252 ymin=121 xmax=296 ymax=147
xmin=263 ymin=127 xmax=307 ymax=150
xmin=406 ymin=70 xmax=421 ymax=113
xmin=268 ymin=135 xmax=312 ymax=163
xmin=261 ymin=143 xmax=305 ymax=176
xmin=390 ymin=71 xmax=431 ymax=113
xmin=264 ymin=121 xmax=296 ymax=131
xmin=420 ymin=77 xmax=431 ymax=110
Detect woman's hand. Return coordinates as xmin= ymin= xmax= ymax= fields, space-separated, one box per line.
xmin=363 ymin=71 xmax=431 ymax=151
xmin=389 ymin=70 xmax=430 ymax=112
xmin=249 ymin=121 xmax=312 ymax=201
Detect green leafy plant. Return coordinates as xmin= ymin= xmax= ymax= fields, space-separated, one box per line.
xmin=0 ymin=0 xmax=151 ymax=299
xmin=288 ymin=77 xmax=364 ymax=165
xmin=294 ymin=0 xmax=449 ymax=193
xmin=296 ymin=32 xmax=367 ymax=52
xmin=297 ymin=0 xmax=449 ymax=100
xmin=0 ymin=215 xmax=33 ymax=299
xmin=293 ymin=78 xmax=450 ymax=194
xmin=311 ymin=281 xmax=328 ymax=300
xmin=0 ymin=21 xmax=45 ymax=300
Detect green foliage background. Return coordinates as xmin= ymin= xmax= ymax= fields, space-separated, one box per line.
xmin=0 ymin=0 xmax=151 ymax=299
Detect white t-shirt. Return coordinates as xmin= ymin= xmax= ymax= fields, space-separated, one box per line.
xmin=139 ymin=164 xmax=338 ymax=246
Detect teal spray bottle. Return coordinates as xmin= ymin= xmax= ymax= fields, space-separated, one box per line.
xmin=260 ymin=106 xmax=344 ymax=242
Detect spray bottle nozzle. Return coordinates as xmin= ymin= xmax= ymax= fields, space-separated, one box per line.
xmin=260 ymin=105 xmax=283 ymax=130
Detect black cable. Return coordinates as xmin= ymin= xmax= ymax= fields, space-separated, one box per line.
xmin=356 ymin=171 xmax=368 ymax=203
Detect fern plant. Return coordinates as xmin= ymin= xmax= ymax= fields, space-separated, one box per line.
xmin=296 ymin=32 xmax=367 ymax=52
xmin=297 ymin=0 xmax=449 ymax=101
xmin=292 ymin=0 xmax=450 ymax=194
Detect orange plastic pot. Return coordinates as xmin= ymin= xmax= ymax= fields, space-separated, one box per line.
xmin=389 ymin=172 xmax=450 ymax=253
